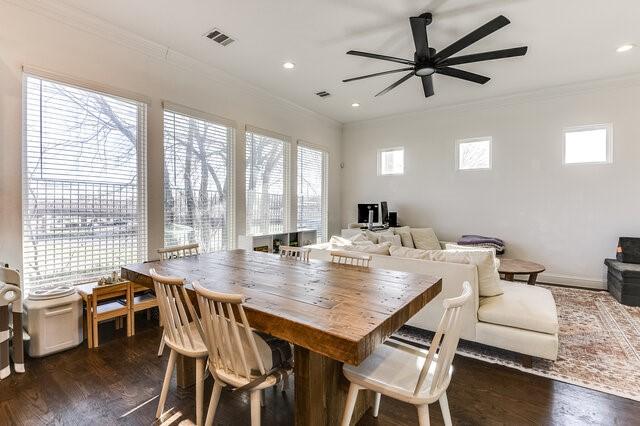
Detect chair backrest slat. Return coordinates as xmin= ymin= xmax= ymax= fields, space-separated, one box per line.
xmin=157 ymin=243 xmax=200 ymax=260
xmin=193 ymin=281 xmax=266 ymax=383
xmin=279 ymin=246 xmax=310 ymax=262
xmin=413 ymin=281 xmax=472 ymax=396
xmin=330 ymin=250 xmax=372 ymax=268
xmin=150 ymin=269 xmax=198 ymax=352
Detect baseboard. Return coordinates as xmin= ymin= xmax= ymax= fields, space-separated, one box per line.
xmin=536 ymin=272 xmax=606 ymax=290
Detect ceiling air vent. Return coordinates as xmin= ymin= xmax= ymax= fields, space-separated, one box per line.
xmin=204 ymin=28 xmax=235 ymax=46
xmin=315 ymin=91 xmax=331 ymax=98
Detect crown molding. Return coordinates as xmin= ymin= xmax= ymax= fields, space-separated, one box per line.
xmin=344 ymin=71 xmax=640 ymax=127
xmin=4 ymin=0 xmax=342 ymax=128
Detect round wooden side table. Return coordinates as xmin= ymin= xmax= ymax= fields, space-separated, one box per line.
xmin=498 ymin=258 xmax=546 ymax=285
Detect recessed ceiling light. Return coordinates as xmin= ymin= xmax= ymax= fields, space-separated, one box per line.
xmin=282 ymin=62 xmax=295 ymax=69
xmin=351 ymin=103 xmax=360 ymax=108
xmin=616 ymin=44 xmax=634 ymax=53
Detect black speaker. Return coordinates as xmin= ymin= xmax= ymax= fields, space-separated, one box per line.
xmin=380 ymin=201 xmax=389 ymax=224
xmin=388 ymin=211 xmax=398 ymax=227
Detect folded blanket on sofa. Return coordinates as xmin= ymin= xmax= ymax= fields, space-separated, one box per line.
xmin=457 ymin=235 xmax=505 ymax=254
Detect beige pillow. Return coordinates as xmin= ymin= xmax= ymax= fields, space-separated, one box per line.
xmin=392 ymin=226 xmax=415 ymax=248
xmin=364 ymin=229 xmax=394 ymax=244
xmin=389 ymin=247 xmax=503 ymax=297
xmin=344 ymin=241 xmax=391 ymax=255
xmin=445 ymin=243 xmax=500 ymax=269
xmin=389 ymin=245 xmax=432 ymax=259
xmin=411 ymin=228 xmax=441 ymax=251
xmin=349 ymin=232 xmax=369 ymax=244
xmin=379 ymin=234 xmax=402 ymax=247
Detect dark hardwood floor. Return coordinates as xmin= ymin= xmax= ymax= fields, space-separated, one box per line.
xmin=0 ymin=318 xmax=637 ymax=425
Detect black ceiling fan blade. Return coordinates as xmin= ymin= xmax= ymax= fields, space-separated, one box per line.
xmin=346 ymin=50 xmax=415 ymax=65
xmin=409 ymin=16 xmax=429 ymax=60
xmin=438 ymin=46 xmax=528 ymax=67
xmin=436 ymin=67 xmax=490 ymax=84
xmin=342 ymin=67 xmax=415 ymax=83
xmin=421 ymin=75 xmax=434 ymax=97
xmin=375 ymin=72 xmax=415 ymax=97
xmin=434 ymin=15 xmax=510 ymax=61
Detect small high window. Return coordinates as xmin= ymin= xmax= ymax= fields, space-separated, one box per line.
xmin=563 ymin=124 xmax=612 ymax=164
xmin=456 ymin=137 xmax=492 ymax=170
xmin=378 ymin=147 xmax=404 ymax=176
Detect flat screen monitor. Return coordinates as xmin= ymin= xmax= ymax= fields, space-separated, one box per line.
xmin=357 ymin=203 xmax=379 ymax=223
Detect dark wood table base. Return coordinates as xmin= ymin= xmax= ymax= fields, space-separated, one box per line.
xmin=294 ymin=346 xmax=373 ymax=426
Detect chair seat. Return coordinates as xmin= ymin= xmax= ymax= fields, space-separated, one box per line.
xmin=478 ymin=281 xmax=558 ymax=334
xmin=164 ymin=322 xmax=208 ymax=357
xmin=211 ymin=331 xmax=293 ymax=389
xmin=343 ymin=340 xmax=450 ymax=404
xmin=96 ymin=301 xmax=128 ymax=315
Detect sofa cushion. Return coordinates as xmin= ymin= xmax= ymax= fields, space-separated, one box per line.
xmin=389 ymin=247 xmax=502 ymax=297
xmin=445 ymin=243 xmax=501 ymax=269
xmin=344 ymin=242 xmax=392 ymax=255
xmin=478 ymin=281 xmax=559 ymax=335
xmin=411 ymin=228 xmax=441 ymax=251
xmin=378 ymin=233 xmax=402 ymax=247
xmin=391 ymin=226 xmax=415 ymax=248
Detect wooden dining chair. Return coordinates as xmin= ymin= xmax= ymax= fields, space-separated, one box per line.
xmin=340 ymin=282 xmax=473 ymax=426
xmin=150 ymin=269 xmax=209 ymax=426
xmin=156 ymin=242 xmax=200 ymax=356
xmin=192 ymin=280 xmax=293 ymax=426
xmin=279 ymin=245 xmax=310 ymax=262
xmin=330 ymin=250 xmax=372 ymax=267
xmin=157 ymin=243 xmax=200 ymax=260
xmin=128 ymin=283 xmax=159 ymax=335
xmin=0 ymin=267 xmax=24 ymax=379
xmin=90 ymin=283 xmax=132 ymax=348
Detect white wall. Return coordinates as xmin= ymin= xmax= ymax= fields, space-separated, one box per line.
xmin=342 ymin=79 xmax=640 ymax=289
xmin=0 ymin=2 xmax=342 ymax=270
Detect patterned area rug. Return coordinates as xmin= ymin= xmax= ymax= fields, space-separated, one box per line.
xmin=393 ymin=285 xmax=640 ymax=401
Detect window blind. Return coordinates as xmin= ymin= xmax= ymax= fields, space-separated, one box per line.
xmin=163 ymin=108 xmax=234 ymax=252
xmin=22 ymin=75 xmax=148 ymax=289
xmin=245 ymin=128 xmax=290 ymax=235
xmin=297 ymin=144 xmax=328 ymax=242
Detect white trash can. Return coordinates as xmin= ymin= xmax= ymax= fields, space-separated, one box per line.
xmin=23 ymin=286 xmax=83 ymax=357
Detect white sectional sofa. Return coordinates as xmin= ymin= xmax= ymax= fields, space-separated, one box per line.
xmin=308 ymin=245 xmax=559 ymax=362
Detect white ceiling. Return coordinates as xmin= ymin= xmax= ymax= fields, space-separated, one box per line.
xmin=59 ymin=0 xmax=640 ymax=123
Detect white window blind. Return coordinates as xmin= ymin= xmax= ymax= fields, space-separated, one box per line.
xmin=297 ymin=144 xmax=328 ymax=242
xmin=22 ymin=75 xmax=148 ymax=289
xmin=163 ymin=107 xmax=234 ymax=252
xmin=245 ymin=128 xmax=290 ymax=235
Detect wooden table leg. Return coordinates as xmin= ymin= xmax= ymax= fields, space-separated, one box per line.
xmin=527 ymin=273 xmax=539 ymax=285
xmin=85 ymin=296 xmax=93 ymax=349
xmin=294 ymin=345 xmax=373 ymax=426
xmin=175 ymin=354 xmax=196 ymax=399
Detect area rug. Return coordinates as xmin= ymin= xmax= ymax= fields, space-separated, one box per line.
xmin=392 ymin=285 xmax=640 ymax=402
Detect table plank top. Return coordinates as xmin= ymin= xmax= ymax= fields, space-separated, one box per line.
xmin=121 ymin=250 xmax=441 ymax=365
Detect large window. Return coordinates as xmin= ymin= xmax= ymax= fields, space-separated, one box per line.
xmin=22 ymin=75 xmax=147 ymax=289
xmin=163 ymin=106 xmax=234 ymax=252
xmin=456 ymin=137 xmax=492 ymax=170
xmin=245 ymin=128 xmax=290 ymax=235
xmin=563 ymin=124 xmax=612 ymax=164
xmin=297 ymin=143 xmax=328 ymax=242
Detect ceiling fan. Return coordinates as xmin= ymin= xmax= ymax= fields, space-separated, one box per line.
xmin=342 ymin=13 xmax=528 ymax=98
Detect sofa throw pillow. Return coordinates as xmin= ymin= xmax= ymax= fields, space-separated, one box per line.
xmin=344 ymin=241 xmax=392 ymax=255
xmin=378 ymin=234 xmax=402 ymax=247
xmin=445 ymin=243 xmax=500 ymax=268
xmin=391 ymin=226 xmax=415 ymax=248
xmin=389 ymin=246 xmax=503 ymax=297
xmin=329 ymin=235 xmax=352 ymax=246
xmin=389 ymin=245 xmax=433 ymax=259
xmin=411 ymin=228 xmax=441 ymax=251
xmin=349 ymin=232 xmax=369 ymax=244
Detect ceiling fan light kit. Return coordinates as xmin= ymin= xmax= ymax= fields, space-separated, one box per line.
xmin=343 ymin=12 xmax=528 ymax=99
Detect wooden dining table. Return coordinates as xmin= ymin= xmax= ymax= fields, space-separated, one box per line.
xmin=121 ymin=249 xmax=441 ymax=425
